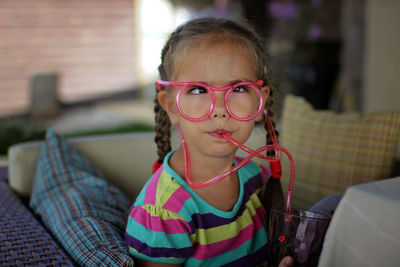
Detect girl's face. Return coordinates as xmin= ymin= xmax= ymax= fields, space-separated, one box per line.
xmin=159 ymin=40 xmax=269 ymax=159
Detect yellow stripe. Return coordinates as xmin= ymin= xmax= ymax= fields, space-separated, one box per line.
xmin=155 ymin=172 xmax=181 ymax=207
xmin=190 ymin=193 xmax=262 ymax=245
xmin=142 ymin=204 xmax=186 ymax=221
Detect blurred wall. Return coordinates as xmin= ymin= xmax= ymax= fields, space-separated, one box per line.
xmin=363 ymin=0 xmax=400 ymax=113
xmin=0 ymin=0 xmax=137 ymax=116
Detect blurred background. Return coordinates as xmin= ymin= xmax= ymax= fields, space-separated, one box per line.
xmin=1 ymin=0 xmax=400 ymax=161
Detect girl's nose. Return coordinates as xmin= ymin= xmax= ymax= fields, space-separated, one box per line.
xmin=210 ymin=92 xmax=228 ymax=119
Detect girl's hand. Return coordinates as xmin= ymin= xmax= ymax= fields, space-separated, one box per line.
xmin=278 ymin=256 xmax=293 ymax=267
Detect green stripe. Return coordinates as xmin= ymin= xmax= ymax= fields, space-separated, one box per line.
xmin=185 ymin=225 xmax=268 ymax=266
xmin=241 ymin=160 xmax=262 ymax=180
xmin=126 ymin=216 xmax=192 ymax=249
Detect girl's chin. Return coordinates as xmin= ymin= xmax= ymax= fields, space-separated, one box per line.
xmin=207 ymin=143 xmax=238 ymax=156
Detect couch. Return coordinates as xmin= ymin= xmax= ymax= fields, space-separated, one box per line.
xmin=1 ymin=95 xmax=399 ymax=265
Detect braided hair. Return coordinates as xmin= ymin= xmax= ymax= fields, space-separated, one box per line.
xmin=154 ymin=17 xmax=283 ymax=217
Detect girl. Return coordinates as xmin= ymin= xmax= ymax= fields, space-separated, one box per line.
xmin=125 ymin=17 xmax=292 ymax=267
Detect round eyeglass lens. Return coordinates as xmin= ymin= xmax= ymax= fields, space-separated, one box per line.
xmin=227 ymin=84 xmax=260 ymax=119
xmin=178 ymin=85 xmax=212 ymax=119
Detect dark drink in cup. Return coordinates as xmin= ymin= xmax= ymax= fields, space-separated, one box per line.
xmin=268 ymin=208 xmax=331 ymax=267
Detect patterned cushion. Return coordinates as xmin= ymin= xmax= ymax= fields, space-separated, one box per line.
xmin=280 ymin=95 xmax=400 ymax=209
xmin=29 ymin=129 xmax=134 ymax=266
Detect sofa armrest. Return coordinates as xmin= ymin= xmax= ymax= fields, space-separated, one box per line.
xmin=8 ymin=132 xmax=159 ymax=200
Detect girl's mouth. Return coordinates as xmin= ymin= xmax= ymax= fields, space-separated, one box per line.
xmin=208 ymin=129 xmax=232 ymax=139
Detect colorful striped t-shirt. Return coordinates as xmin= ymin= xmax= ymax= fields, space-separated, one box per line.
xmin=125 ymin=151 xmax=270 ymax=266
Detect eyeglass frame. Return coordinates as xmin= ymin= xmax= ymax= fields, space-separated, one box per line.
xmin=155 ymin=80 xmax=265 ymax=122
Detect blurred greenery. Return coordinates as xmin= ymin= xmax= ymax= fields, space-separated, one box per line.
xmin=0 ymin=114 xmax=153 ymax=155
xmin=0 ymin=114 xmax=45 ymax=155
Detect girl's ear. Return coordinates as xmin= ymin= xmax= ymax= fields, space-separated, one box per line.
xmin=255 ymin=85 xmax=270 ymax=122
xmin=158 ymin=90 xmax=180 ymax=125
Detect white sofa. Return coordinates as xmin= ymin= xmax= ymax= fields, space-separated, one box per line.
xmin=7 ymin=127 xmax=268 ymax=201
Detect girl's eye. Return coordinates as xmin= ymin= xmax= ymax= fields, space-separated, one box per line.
xmin=233 ymin=86 xmax=248 ymax=93
xmin=188 ymin=86 xmax=207 ymax=95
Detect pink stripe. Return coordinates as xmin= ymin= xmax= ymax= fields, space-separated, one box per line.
xmin=130 ymin=206 xmax=190 ymax=234
xmin=144 ymin=167 xmax=163 ymax=205
xmin=162 ymin=186 xmax=192 ymax=213
xmin=192 ymin=206 xmax=265 ymax=260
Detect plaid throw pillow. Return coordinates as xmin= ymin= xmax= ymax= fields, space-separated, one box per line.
xmin=280 ymin=95 xmax=400 ymax=209
xmin=29 ymin=129 xmax=134 ymax=266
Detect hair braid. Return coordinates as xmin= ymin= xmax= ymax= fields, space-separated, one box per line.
xmin=154 ymin=95 xmax=172 ymax=163
xmin=264 ymin=91 xmax=279 ymax=152
xmin=261 ymin=88 xmax=284 ymax=224
xmin=153 ymin=27 xmax=183 ymax=163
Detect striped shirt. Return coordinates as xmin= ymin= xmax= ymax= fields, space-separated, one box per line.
xmin=125 ymin=151 xmax=270 ymax=266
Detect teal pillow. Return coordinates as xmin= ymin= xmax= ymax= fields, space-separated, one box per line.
xmin=29 ymin=129 xmax=134 ymax=266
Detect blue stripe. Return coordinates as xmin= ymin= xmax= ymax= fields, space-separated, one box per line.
xmin=126 ymin=216 xmax=192 ymax=248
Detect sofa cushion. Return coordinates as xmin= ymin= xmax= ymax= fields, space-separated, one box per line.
xmin=280 ymin=95 xmax=400 ymax=209
xmin=29 ymin=129 xmax=134 ymax=266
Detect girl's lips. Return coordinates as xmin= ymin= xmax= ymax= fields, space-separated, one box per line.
xmin=208 ymin=129 xmax=232 ymax=139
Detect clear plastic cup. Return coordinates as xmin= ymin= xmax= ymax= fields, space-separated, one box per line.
xmin=268 ymin=208 xmax=331 ymax=267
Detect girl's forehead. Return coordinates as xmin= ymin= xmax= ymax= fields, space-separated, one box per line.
xmin=176 ymin=34 xmax=252 ymax=61
xmin=172 ymin=39 xmax=257 ymax=82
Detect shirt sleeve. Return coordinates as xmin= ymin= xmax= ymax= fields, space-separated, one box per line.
xmin=125 ymin=203 xmax=193 ymax=264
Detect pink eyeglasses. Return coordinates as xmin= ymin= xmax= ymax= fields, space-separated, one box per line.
xmin=155 ymin=80 xmax=264 ymax=121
